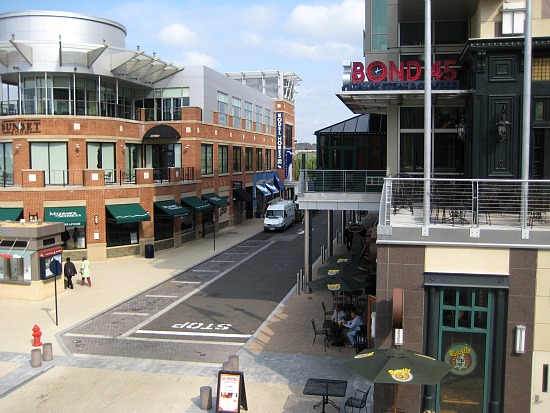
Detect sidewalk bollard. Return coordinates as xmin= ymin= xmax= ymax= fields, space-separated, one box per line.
xmin=42 ymin=343 xmax=53 ymax=361
xmin=199 ymin=386 xmax=212 ymax=410
xmin=228 ymin=355 xmax=239 ymax=371
xmin=31 ymin=348 xmax=42 ymax=368
xmin=222 ymin=361 xmax=231 ymax=371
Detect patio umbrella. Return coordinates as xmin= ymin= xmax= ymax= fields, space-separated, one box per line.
xmin=327 ymin=252 xmax=358 ymax=264
xmin=306 ymin=275 xmax=368 ymax=292
xmin=344 ymin=348 xmax=452 ymax=413
xmin=317 ymin=262 xmax=368 ymax=278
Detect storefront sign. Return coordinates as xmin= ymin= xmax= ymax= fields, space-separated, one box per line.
xmin=342 ymin=60 xmax=460 ymax=91
xmin=276 ymin=112 xmax=284 ymax=169
xmin=38 ymin=246 xmax=64 ymax=258
xmin=445 ymin=343 xmax=477 ymax=376
xmin=348 ymin=223 xmax=364 ymax=233
xmin=1 ymin=120 xmax=41 ymax=135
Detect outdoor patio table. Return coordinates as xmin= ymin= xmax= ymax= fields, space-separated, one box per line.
xmin=303 ymin=378 xmax=347 ymax=412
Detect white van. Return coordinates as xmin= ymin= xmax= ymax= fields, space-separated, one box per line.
xmin=263 ymin=199 xmax=296 ymax=232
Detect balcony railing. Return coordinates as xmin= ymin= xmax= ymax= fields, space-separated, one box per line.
xmin=299 ymin=169 xmax=386 ymax=193
xmin=381 ymin=177 xmax=550 ymax=230
xmin=0 ymin=171 xmax=14 ymax=187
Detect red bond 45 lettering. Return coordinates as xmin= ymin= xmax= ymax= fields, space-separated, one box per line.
xmin=352 ymin=60 xmax=457 ymax=83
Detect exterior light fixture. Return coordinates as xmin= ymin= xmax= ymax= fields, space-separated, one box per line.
xmin=394 ymin=328 xmax=403 ymax=347
xmin=515 ymin=325 xmax=526 ymax=354
xmin=75 ymin=143 xmax=80 ymax=152
xmin=497 ymin=106 xmax=511 ymax=141
xmin=457 ymin=108 xmax=468 ymax=141
xmin=94 ymin=215 xmax=99 ymax=225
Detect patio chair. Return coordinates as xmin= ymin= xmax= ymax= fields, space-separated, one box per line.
xmin=354 ymin=325 xmax=369 ymax=354
xmin=322 ymin=301 xmax=332 ymax=319
xmin=344 ymin=387 xmax=370 ymax=413
xmin=311 ymin=319 xmax=327 ymax=351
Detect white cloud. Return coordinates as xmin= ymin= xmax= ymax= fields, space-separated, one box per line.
xmin=179 ymin=51 xmax=218 ymax=68
xmin=270 ymin=39 xmax=357 ymax=63
xmin=158 ymin=23 xmax=198 ymax=47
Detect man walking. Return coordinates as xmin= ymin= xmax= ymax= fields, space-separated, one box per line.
xmin=63 ymin=257 xmax=77 ymax=289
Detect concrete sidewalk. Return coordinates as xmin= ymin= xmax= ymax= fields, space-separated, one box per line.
xmin=0 ymin=218 xmax=372 ymax=413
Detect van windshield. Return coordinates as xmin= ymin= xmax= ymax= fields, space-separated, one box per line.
xmin=266 ymin=210 xmax=283 ymax=218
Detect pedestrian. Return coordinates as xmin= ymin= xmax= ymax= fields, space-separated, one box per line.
xmin=63 ymin=257 xmax=77 ymax=289
xmin=80 ymin=256 xmax=91 ymax=287
xmin=345 ymin=225 xmax=354 ymax=252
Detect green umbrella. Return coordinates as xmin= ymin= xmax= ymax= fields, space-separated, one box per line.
xmin=345 ymin=348 xmax=452 ymax=413
xmin=306 ymin=275 xmax=367 ymax=292
xmin=326 ymin=253 xmax=358 ymax=264
xmin=317 ymin=262 xmax=368 ymax=278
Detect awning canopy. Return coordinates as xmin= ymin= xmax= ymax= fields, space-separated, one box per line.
xmin=181 ymin=196 xmax=213 ymax=212
xmin=266 ymin=183 xmax=279 ymax=194
xmin=106 ymin=204 xmax=151 ymax=224
xmin=154 ymin=200 xmax=190 ymax=218
xmin=0 ymin=208 xmax=23 ymax=221
xmin=44 ymin=206 xmax=87 ymax=226
xmin=202 ymin=193 xmax=229 ymax=207
xmin=233 ymin=188 xmax=253 ymax=202
xmin=256 ymin=184 xmax=271 ymax=196
xmin=143 ymin=124 xmax=181 ymax=139
xmin=273 ymin=174 xmax=285 ymax=191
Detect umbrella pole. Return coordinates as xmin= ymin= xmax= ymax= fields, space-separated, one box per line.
xmin=394 ymin=383 xmax=398 ymax=413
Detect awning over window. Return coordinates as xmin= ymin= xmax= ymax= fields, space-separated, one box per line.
xmin=154 ymin=200 xmax=190 ymax=218
xmin=44 ymin=206 xmax=87 ymax=226
xmin=266 ymin=183 xmax=280 ymax=194
xmin=256 ymin=184 xmax=271 ymax=196
xmin=274 ymin=173 xmax=285 ymax=191
xmin=181 ymin=196 xmax=213 ymax=212
xmin=106 ymin=204 xmax=151 ymax=224
xmin=202 ymin=193 xmax=229 ymax=207
xmin=0 ymin=208 xmax=23 ymax=221
xmin=233 ymin=188 xmax=253 ymax=202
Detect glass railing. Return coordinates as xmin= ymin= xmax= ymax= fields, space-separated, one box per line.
xmin=298 ymin=169 xmax=386 ymax=193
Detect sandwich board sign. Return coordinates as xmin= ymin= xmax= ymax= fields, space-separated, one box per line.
xmin=216 ymin=370 xmax=248 ymax=412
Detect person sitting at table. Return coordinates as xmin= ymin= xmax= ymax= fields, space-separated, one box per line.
xmin=332 ymin=305 xmax=346 ymax=323
xmin=344 ymin=309 xmax=364 ymax=345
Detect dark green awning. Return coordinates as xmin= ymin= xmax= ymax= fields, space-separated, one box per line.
xmin=0 ymin=208 xmax=23 ymax=221
xmin=106 ymin=204 xmax=151 ymax=224
xmin=202 ymin=192 xmax=229 ymax=207
xmin=44 ymin=206 xmax=87 ymax=226
xmin=154 ymin=200 xmax=190 ymax=218
xmin=181 ymin=196 xmax=213 ymax=212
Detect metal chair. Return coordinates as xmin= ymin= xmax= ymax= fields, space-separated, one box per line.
xmin=322 ymin=301 xmax=332 ymax=319
xmin=311 ymin=319 xmax=327 ymax=351
xmin=354 ymin=324 xmax=369 ymax=354
xmin=344 ymin=387 xmax=370 ymax=413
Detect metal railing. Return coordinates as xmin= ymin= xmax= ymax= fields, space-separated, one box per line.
xmin=381 ymin=177 xmax=550 ymax=229
xmin=0 ymin=171 xmax=14 ymax=187
xmin=299 ymin=169 xmax=386 ymax=193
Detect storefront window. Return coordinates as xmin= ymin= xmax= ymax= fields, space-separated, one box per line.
xmin=106 ymin=222 xmax=139 ymax=247
xmin=61 ymin=226 xmax=86 ymax=250
xmin=181 ymin=213 xmax=195 ymax=234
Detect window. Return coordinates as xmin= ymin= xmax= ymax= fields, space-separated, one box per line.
xmin=30 ymin=142 xmax=68 ymax=185
xmin=124 ymin=144 xmax=142 ymax=183
xmin=233 ymin=146 xmax=242 ymax=173
xmin=371 ymin=0 xmax=387 ymax=50
xmin=264 ymin=109 xmax=272 ymax=134
xmin=245 ymin=147 xmax=253 ymax=171
xmin=181 ymin=213 xmax=195 ymax=234
xmin=201 ymin=144 xmax=214 ymax=175
xmin=502 ymin=3 xmax=525 ymax=35
xmin=0 ymin=142 xmax=13 ymax=186
xmin=87 ymin=142 xmax=116 ymax=183
xmin=232 ymin=97 xmax=241 ymax=128
xmin=218 ymin=145 xmax=229 ymax=174
xmin=285 ymin=124 xmax=293 ymax=148
xmin=217 ymin=92 xmax=228 ymax=125
xmin=244 ymin=101 xmax=253 ymax=130
xmin=256 ymin=148 xmax=263 ymax=170
xmin=255 ymin=105 xmax=263 ymax=132
xmin=100 ymin=81 xmax=116 ymax=117
xmin=154 ymin=206 xmax=174 ymax=241
xmin=265 ymin=149 xmax=272 ymax=170
xmin=52 ymin=76 xmax=71 ymax=115
xmin=107 ymin=221 xmax=139 ymax=247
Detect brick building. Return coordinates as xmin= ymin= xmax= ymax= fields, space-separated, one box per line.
xmin=0 ymin=10 xmax=299 ymax=299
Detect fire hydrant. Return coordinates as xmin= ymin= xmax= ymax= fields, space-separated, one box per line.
xmin=32 ymin=324 xmax=42 ymax=347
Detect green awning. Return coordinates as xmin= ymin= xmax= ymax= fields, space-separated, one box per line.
xmin=106 ymin=204 xmax=151 ymax=224
xmin=154 ymin=200 xmax=190 ymax=218
xmin=0 ymin=208 xmax=23 ymax=221
xmin=181 ymin=196 xmax=213 ymax=212
xmin=202 ymin=192 xmax=229 ymax=207
xmin=44 ymin=206 xmax=87 ymax=226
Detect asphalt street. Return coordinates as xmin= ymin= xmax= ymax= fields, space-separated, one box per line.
xmin=60 ymin=213 xmax=331 ymax=364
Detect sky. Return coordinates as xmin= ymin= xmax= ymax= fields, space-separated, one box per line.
xmin=0 ymin=0 xmax=365 ymax=143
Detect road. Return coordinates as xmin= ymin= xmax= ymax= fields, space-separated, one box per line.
xmin=60 ymin=212 xmax=333 ymax=364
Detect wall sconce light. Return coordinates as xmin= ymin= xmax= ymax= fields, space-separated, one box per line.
xmin=121 ymin=144 xmax=126 ymax=150
xmin=497 ymin=106 xmax=511 ymax=141
xmin=457 ymin=108 xmax=468 ymax=141
xmin=394 ymin=328 xmax=404 ymax=347
xmin=515 ymin=325 xmax=526 ymax=354
xmin=75 ymin=143 xmax=80 ymax=152
xmin=184 ymin=144 xmax=190 ymax=149
xmin=94 ymin=215 xmax=99 ymax=225
xmin=15 ymin=143 xmax=21 ymax=149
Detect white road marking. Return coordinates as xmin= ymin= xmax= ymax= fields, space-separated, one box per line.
xmin=170 ymin=280 xmax=201 ymax=284
xmin=192 ymin=269 xmax=219 ymax=273
xmin=112 ymin=312 xmax=149 ymax=316
xmin=210 ymin=260 xmax=236 ymax=263
xmin=145 ymin=294 xmax=178 ymax=298
xmin=135 ymin=329 xmax=252 ymax=339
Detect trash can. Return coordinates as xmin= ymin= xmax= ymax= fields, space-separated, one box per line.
xmin=145 ymin=244 xmax=154 ymax=259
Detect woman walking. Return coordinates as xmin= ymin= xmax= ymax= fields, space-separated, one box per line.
xmin=80 ymin=256 xmax=91 ymax=287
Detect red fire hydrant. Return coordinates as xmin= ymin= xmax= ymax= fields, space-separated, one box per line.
xmin=32 ymin=324 xmax=42 ymax=347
